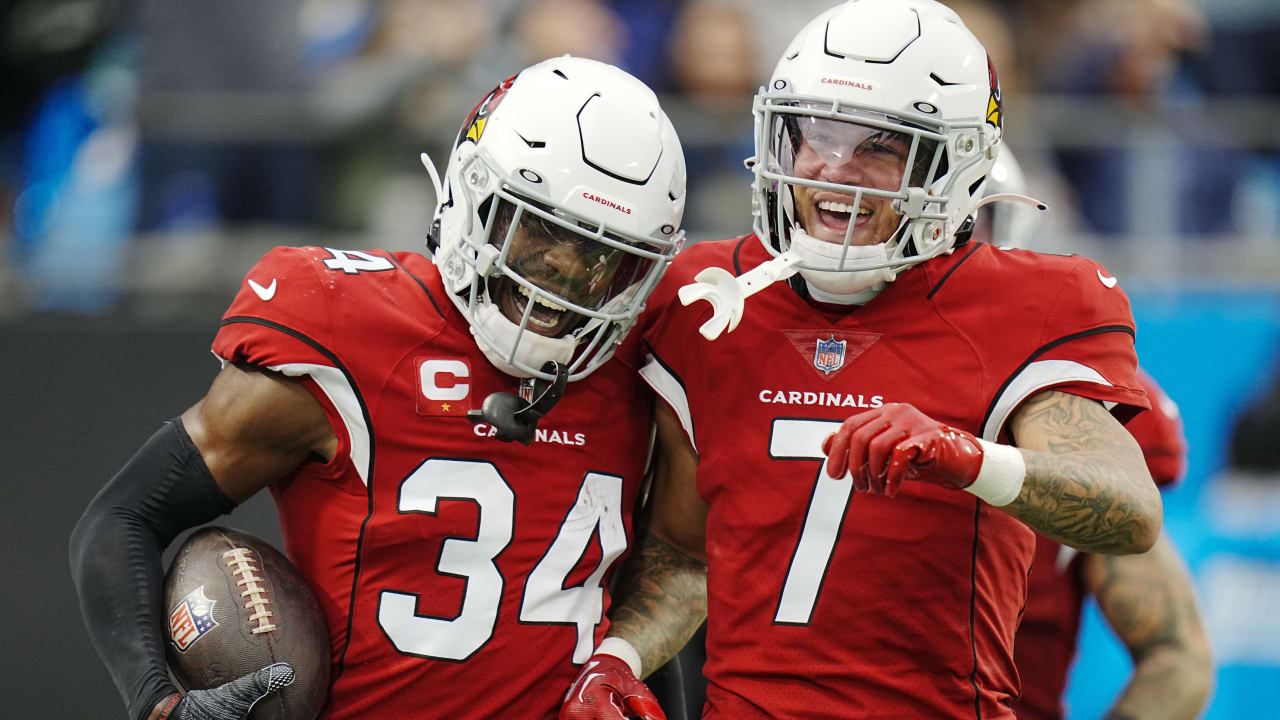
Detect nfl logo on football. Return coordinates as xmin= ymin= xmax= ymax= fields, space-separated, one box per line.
xmin=814 ymin=336 xmax=847 ymax=375
xmin=169 ymin=585 xmax=219 ymax=652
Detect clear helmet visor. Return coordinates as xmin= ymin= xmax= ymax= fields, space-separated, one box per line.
xmin=761 ymin=103 xmax=948 ymax=253
xmin=774 ymin=114 xmax=938 ymax=190
xmin=482 ymin=192 xmax=667 ymax=345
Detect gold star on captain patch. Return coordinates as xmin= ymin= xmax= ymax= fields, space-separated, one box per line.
xmin=441 ymin=403 xmax=451 ymax=412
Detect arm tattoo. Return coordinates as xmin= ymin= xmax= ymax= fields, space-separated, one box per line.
xmin=608 ymin=532 xmax=708 ymax=677
xmin=1088 ymin=536 xmax=1213 ymax=720
xmin=1003 ymin=391 xmax=1161 ymax=554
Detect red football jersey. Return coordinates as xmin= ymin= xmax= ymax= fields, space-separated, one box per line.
xmin=1126 ymin=369 xmax=1188 ymax=488
xmin=211 ymin=247 xmax=654 ymax=719
xmin=640 ymin=235 xmax=1148 ymax=720
xmin=1013 ymin=370 xmax=1185 ymax=720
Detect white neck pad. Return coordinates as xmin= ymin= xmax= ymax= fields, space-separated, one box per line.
xmin=790 ymin=226 xmax=897 ymax=297
xmin=471 ymin=302 xmax=575 ymax=377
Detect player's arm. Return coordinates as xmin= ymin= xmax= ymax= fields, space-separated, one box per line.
xmin=1003 ymin=390 xmax=1162 ymax=555
xmin=69 ymin=363 xmax=335 ymax=720
xmin=181 ymin=363 xmax=338 ymax=502
xmin=1084 ymin=533 xmax=1213 ymax=720
xmin=609 ymin=400 xmax=710 ymax=676
xmin=823 ymin=390 xmax=1160 ymax=555
xmin=561 ymin=401 xmax=707 ymax=720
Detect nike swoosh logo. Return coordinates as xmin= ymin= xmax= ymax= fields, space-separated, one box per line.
xmin=248 ymin=278 xmax=277 ymax=301
xmin=1097 ymin=269 xmax=1118 ymax=288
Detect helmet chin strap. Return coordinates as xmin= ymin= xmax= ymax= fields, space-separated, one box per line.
xmin=794 ymin=189 xmax=1036 ymax=303
xmin=802 ymin=277 xmax=886 ymax=306
xmin=419 ymin=152 xmax=445 ymax=205
xmin=465 ymin=301 xmax=575 ymax=444
xmin=789 ymin=225 xmax=897 ymax=298
xmin=470 ymin=301 xmax=575 ymax=378
xmin=974 ymin=192 xmax=1048 ymax=212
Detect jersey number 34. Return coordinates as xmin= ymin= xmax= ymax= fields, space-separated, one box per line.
xmin=377 ymin=458 xmax=625 ymax=664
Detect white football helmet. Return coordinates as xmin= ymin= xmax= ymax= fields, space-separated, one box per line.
xmin=750 ymin=0 xmax=1003 ymax=295
xmin=428 ymin=56 xmax=686 ymax=381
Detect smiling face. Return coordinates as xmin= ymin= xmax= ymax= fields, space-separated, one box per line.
xmin=488 ymin=201 xmax=649 ymax=338
xmin=782 ymin=115 xmax=925 ymax=246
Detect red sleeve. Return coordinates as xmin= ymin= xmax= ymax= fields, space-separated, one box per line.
xmin=211 ymin=246 xmax=358 ymax=480
xmin=637 ymin=240 xmax=730 ymax=448
xmin=212 ymin=246 xmax=339 ymax=368
xmin=1125 ymin=370 xmax=1187 ymax=487
xmin=979 ymin=254 xmax=1150 ymax=442
xmin=641 ymin=245 xmax=716 ymax=376
xmin=1030 ymin=257 xmax=1149 ymax=420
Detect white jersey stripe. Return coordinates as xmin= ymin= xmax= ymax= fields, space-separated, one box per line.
xmin=269 ymin=362 xmax=371 ymax=486
xmin=639 ymin=354 xmax=696 ymax=452
xmin=982 ymin=359 xmax=1113 ymax=442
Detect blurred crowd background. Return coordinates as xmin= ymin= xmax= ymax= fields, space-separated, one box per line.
xmin=2 ymin=1 xmax=1279 ymax=718
xmin=4 ymin=0 xmax=1280 ymax=308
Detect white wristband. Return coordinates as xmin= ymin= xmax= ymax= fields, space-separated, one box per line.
xmin=594 ymin=636 xmax=643 ymax=678
xmin=965 ymin=440 xmax=1027 ymax=507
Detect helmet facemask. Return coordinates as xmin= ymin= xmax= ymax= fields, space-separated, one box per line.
xmin=430 ymin=57 xmax=685 ymax=381
xmin=672 ymin=1 xmax=1004 ymax=338
xmin=439 ymin=149 xmax=678 ymax=381
xmin=752 ymin=92 xmax=999 ymax=288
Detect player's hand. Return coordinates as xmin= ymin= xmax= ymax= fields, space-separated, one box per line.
xmin=822 ymin=403 xmax=984 ymax=497
xmin=560 ymin=653 xmax=666 ymax=720
xmin=150 ymin=663 xmax=295 ymax=720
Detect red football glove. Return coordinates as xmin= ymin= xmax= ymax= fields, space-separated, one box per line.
xmin=560 ymin=653 xmax=666 ymax=720
xmin=821 ymin=402 xmax=984 ymax=497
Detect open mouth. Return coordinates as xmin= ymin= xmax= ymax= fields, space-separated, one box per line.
xmin=815 ymin=198 xmax=873 ymax=236
xmin=496 ymin=278 xmax=577 ymax=338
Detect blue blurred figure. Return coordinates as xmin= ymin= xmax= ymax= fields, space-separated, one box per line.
xmin=3 ymin=0 xmax=138 ymax=312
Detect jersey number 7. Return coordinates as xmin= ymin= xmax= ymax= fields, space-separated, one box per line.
xmin=771 ymin=418 xmax=851 ymax=625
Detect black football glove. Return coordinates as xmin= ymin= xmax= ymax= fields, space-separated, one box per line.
xmin=156 ymin=663 xmax=294 ymax=720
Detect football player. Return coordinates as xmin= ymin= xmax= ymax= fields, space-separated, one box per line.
xmin=70 ymin=56 xmax=685 ymax=720
xmin=979 ymin=151 xmax=1212 ymax=720
xmin=560 ymin=2 xmax=1164 ymax=718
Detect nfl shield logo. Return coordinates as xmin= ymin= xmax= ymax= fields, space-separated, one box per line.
xmin=814 ymin=336 xmax=847 ymax=375
xmin=519 ymin=377 xmax=537 ymax=403
xmin=169 ymin=586 xmax=219 ymax=652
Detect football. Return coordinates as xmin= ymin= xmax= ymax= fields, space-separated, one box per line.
xmin=163 ymin=526 xmax=330 ymax=720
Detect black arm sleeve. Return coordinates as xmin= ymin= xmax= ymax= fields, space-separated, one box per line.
xmin=69 ymin=418 xmax=236 ymax=720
